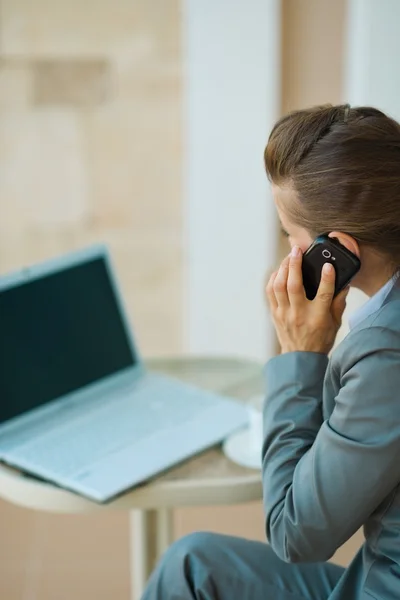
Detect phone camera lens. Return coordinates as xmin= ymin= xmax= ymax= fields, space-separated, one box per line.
xmin=322 ymin=249 xmax=331 ymax=259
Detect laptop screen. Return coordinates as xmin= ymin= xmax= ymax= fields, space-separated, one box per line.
xmin=0 ymin=256 xmax=136 ymax=424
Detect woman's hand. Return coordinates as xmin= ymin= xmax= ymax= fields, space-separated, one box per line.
xmin=266 ymin=246 xmax=349 ymax=355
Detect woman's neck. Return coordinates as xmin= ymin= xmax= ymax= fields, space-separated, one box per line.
xmin=353 ymin=252 xmax=395 ymax=297
xmin=358 ymin=274 xmax=394 ymax=297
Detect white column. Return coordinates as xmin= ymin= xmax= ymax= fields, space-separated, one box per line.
xmin=346 ymin=0 xmax=400 ymax=121
xmin=182 ymin=0 xmax=281 ymax=361
xmin=341 ymin=0 xmax=400 ymax=331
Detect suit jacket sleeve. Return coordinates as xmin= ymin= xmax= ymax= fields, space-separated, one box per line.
xmin=262 ymin=326 xmax=400 ymax=563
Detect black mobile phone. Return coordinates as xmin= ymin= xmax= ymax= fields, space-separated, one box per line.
xmin=302 ymin=235 xmax=361 ymax=300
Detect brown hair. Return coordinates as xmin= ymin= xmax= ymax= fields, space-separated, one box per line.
xmin=264 ymin=104 xmax=400 ymax=269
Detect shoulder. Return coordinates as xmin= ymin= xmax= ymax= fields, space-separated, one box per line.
xmin=351 ymin=292 xmax=400 ymax=336
xmin=373 ymin=300 xmax=400 ymax=329
xmin=332 ymin=321 xmax=400 ymax=377
xmin=332 ymin=288 xmax=400 ymax=371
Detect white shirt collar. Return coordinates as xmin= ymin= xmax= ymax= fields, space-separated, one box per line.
xmin=349 ymin=277 xmax=396 ymax=330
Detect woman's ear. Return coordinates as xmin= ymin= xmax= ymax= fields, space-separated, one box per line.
xmin=328 ymin=231 xmax=360 ymax=258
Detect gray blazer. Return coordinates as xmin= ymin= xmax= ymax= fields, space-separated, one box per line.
xmin=262 ymin=281 xmax=400 ymax=600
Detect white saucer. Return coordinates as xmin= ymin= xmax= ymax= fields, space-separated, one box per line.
xmin=223 ymin=428 xmax=262 ymax=470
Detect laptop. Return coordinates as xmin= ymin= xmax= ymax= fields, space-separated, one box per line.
xmin=0 ymin=244 xmax=249 ymax=502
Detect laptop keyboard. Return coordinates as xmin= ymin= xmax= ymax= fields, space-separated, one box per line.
xmin=6 ymin=375 xmax=219 ymax=477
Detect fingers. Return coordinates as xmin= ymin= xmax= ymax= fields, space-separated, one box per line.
xmin=266 ymin=270 xmax=278 ymax=311
xmin=287 ymin=246 xmax=306 ymax=307
xmin=267 ymin=250 xmax=305 ymax=311
xmin=273 ymin=255 xmax=290 ymax=308
xmin=314 ymin=262 xmax=336 ymax=313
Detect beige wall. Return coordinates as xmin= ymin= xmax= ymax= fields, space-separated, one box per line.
xmin=0 ymin=2 xmax=184 ymax=599
xmin=281 ymin=0 xmax=347 ymax=113
xmin=0 ymin=2 xmax=363 ymax=599
xmin=0 ymin=0 xmax=183 ymax=358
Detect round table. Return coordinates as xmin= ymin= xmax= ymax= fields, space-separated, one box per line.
xmin=0 ymin=357 xmax=264 ymax=599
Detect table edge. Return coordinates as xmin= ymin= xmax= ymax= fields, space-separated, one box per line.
xmin=0 ymin=464 xmax=262 ymax=512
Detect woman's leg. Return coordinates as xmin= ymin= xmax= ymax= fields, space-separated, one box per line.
xmin=141 ymin=532 xmax=344 ymax=600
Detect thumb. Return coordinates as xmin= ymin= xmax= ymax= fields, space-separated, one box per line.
xmin=314 ymin=262 xmax=336 ymax=314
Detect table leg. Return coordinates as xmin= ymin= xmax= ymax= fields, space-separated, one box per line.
xmin=129 ymin=509 xmax=174 ymax=600
xmin=155 ymin=508 xmax=174 ymax=557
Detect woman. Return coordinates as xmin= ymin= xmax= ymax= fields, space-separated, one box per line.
xmin=142 ymin=104 xmax=400 ymax=600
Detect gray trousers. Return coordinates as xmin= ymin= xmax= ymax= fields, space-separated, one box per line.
xmin=141 ymin=532 xmax=345 ymax=600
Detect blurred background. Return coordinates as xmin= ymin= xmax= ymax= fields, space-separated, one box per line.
xmin=1 ymin=0 xmax=399 ymax=598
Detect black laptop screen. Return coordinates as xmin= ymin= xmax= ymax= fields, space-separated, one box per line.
xmin=0 ymin=256 xmax=136 ymax=424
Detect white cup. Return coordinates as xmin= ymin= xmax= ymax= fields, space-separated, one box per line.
xmin=247 ymin=406 xmax=263 ymax=452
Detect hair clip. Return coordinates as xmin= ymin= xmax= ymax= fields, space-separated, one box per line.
xmin=343 ymin=104 xmax=351 ymax=123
